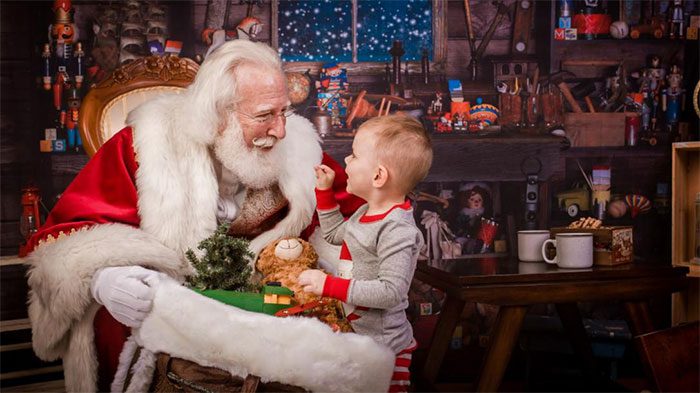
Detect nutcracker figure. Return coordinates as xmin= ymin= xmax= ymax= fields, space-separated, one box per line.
xmin=44 ymin=0 xmax=84 ymax=110
xmin=49 ymin=0 xmax=78 ymax=65
xmin=40 ymin=0 xmax=86 ymax=153
xmin=639 ymin=55 xmax=666 ymax=131
xmin=663 ymin=65 xmax=685 ymax=129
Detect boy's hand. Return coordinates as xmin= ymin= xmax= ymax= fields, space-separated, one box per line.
xmin=298 ymin=269 xmax=327 ymax=296
xmin=314 ymin=164 xmax=336 ymax=190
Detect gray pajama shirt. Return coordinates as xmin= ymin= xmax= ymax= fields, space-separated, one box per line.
xmin=317 ymin=196 xmax=423 ymax=354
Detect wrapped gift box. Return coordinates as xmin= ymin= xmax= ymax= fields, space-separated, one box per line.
xmin=550 ymin=226 xmax=633 ymax=265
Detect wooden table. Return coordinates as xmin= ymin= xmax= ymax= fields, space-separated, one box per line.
xmin=414 ymin=257 xmax=690 ymax=392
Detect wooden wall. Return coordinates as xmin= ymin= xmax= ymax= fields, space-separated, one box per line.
xmin=0 ymin=2 xmax=54 ymax=256
xmin=2 ymin=1 xmax=694 ymax=256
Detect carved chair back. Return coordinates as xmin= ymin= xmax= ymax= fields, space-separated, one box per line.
xmin=79 ymin=55 xmax=199 ymax=156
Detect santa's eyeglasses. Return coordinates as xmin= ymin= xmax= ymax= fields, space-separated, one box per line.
xmin=237 ymin=107 xmax=295 ymax=125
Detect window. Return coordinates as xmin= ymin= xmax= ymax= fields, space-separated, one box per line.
xmin=272 ymin=0 xmax=446 ymax=73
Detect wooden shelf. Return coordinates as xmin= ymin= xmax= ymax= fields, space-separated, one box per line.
xmin=673 ymin=260 xmax=700 ymax=278
xmin=323 ymin=133 xmax=568 ymax=182
xmin=322 ymin=132 xmax=566 ymax=145
xmin=551 ymin=38 xmax=687 ymax=45
xmin=563 ymin=145 xmax=671 ymax=158
xmin=0 ymin=319 xmax=30 ymax=333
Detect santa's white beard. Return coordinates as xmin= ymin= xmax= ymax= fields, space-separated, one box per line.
xmin=213 ymin=120 xmax=282 ymax=189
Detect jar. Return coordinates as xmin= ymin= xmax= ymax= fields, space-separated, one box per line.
xmin=311 ymin=108 xmax=331 ymax=138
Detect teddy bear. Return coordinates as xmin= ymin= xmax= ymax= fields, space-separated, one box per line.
xmin=256 ymin=237 xmax=319 ymax=305
xmin=257 ymin=237 xmax=354 ymax=333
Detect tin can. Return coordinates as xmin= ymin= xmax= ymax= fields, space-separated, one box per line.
xmin=312 ymin=109 xmax=332 ymax=137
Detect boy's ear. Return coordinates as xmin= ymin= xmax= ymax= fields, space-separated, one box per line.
xmin=372 ymin=165 xmax=389 ymax=188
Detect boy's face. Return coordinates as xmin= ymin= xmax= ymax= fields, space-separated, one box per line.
xmin=344 ymin=127 xmax=379 ymax=198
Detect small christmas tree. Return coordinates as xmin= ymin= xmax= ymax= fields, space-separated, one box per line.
xmin=186 ymin=222 xmax=255 ymax=292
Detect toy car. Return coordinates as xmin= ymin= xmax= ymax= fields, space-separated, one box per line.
xmin=555 ymin=182 xmax=590 ymax=217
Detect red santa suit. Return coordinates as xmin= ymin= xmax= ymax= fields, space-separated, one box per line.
xmin=24 ymin=97 xmax=366 ymax=392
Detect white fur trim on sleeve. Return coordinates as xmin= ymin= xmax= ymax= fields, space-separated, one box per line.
xmin=25 ymin=223 xmax=189 ymax=366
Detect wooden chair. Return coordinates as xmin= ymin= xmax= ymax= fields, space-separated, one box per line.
xmin=79 ymin=55 xmax=199 ymax=156
xmin=634 ymin=321 xmax=699 ymax=392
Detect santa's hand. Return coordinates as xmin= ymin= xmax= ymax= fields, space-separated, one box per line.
xmin=90 ymin=266 xmax=164 ymax=328
xmin=298 ymin=269 xmax=327 ymax=296
xmin=314 ymin=164 xmax=336 ymax=190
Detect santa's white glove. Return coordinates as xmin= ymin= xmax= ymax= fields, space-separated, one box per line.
xmin=90 ymin=266 xmax=163 ymax=328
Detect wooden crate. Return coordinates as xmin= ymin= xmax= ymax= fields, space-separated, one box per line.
xmin=550 ymin=226 xmax=633 ymax=266
xmin=671 ymin=142 xmax=700 ymax=324
xmin=672 ymin=142 xmax=700 ymax=274
xmin=564 ymin=113 xmax=626 ymax=147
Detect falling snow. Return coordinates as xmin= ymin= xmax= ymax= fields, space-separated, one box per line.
xmin=278 ymin=0 xmax=352 ymax=62
xmin=278 ymin=0 xmax=432 ymax=63
xmin=357 ymin=0 xmax=432 ymax=61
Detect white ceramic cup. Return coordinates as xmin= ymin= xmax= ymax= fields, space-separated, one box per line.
xmin=517 ymin=230 xmax=551 ymax=262
xmin=541 ymin=233 xmax=594 ymax=268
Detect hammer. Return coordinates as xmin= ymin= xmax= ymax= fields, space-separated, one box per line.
xmin=549 ymin=73 xmax=583 ymax=113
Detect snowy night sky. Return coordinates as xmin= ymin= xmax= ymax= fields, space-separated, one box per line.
xmin=278 ymin=0 xmax=432 ymax=62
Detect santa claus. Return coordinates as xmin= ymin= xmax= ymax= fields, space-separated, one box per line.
xmin=23 ymin=41 xmax=383 ymax=392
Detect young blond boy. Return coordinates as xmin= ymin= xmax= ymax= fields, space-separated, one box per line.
xmin=299 ymin=114 xmax=433 ymax=392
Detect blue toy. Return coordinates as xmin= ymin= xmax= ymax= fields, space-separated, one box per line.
xmin=316 ymin=62 xmax=349 ymax=128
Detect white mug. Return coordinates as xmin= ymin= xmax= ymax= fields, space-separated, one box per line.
xmin=517 ymin=230 xmax=551 ymax=262
xmin=541 ymin=233 xmax=593 ymax=268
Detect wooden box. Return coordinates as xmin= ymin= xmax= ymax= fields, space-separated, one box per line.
xmin=672 ymin=142 xmax=700 ymax=274
xmin=671 ymin=142 xmax=700 ymax=324
xmin=564 ymin=113 xmax=626 ymax=147
xmin=550 ymin=226 xmax=633 ymax=265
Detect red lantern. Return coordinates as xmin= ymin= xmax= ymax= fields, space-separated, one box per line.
xmin=18 ymin=186 xmax=42 ymax=257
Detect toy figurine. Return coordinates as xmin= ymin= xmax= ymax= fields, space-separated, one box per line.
xmin=316 ymin=62 xmax=349 ymax=128
xmin=663 ymin=65 xmax=685 ymax=129
xmin=456 ymin=183 xmax=492 ymax=239
xmin=638 ymin=55 xmax=666 ymax=130
xmin=49 ymin=0 xmax=78 ymax=65
xmin=65 ymin=88 xmax=83 ymax=152
xmin=668 ymin=0 xmax=685 ymax=39
xmin=40 ymin=0 xmax=87 ymax=154
xmin=436 ymin=112 xmax=452 ymax=133
xmin=429 ymin=92 xmax=443 ymax=115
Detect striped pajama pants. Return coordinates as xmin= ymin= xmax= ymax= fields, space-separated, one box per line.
xmin=389 ymin=338 xmax=418 ymax=392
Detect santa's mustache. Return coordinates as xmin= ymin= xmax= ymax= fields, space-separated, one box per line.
xmin=252 ymin=136 xmax=277 ymax=149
